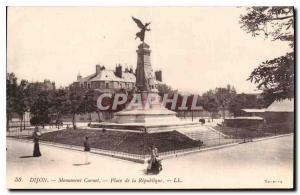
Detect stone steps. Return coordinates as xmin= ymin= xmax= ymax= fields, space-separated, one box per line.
xmin=177 ymin=126 xmax=225 ymax=143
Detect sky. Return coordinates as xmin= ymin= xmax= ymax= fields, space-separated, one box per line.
xmin=7 ymin=7 xmax=292 ymax=94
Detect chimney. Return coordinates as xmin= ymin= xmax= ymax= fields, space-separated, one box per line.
xmin=155 ymin=70 xmax=162 ymax=82
xmin=115 ymin=64 xmax=122 ymax=78
xmin=77 ymin=73 xmax=82 ymax=80
xmin=129 ymin=66 xmax=133 ymax=73
xmin=125 ymin=67 xmax=129 ymax=73
xmin=96 ymin=64 xmax=101 ymax=74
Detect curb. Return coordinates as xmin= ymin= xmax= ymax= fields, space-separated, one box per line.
xmin=251 ymin=133 xmax=293 ymax=142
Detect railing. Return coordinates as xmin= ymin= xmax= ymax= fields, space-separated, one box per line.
xmin=215 ymin=121 xmax=294 ymax=140
xmin=158 ymin=137 xmax=242 ymax=157
xmin=6 ymin=125 xmax=66 ymax=138
xmin=42 ymin=139 xmax=147 ymax=161
xmin=92 ymin=147 xmax=146 ymax=160
xmin=7 ymin=121 xmax=293 ymax=162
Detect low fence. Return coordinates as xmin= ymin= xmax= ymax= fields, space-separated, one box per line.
xmin=7 ymin=121 xmax=293 ymax=163
xmin=8 ymin=135 xmax=242 ymax=163
xmin=215 ymin=121 xmax=294 ymax=140
xmin=6 ymin=125 xmax=67 ymax=137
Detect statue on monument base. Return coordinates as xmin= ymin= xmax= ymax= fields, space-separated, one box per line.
xmin=93 ymin=17 xmax=202 ymax=133
xmin=109 ymin=17 xmax=179 ymax=125
xmin=132 ymin=16 xmax=151 ymax=42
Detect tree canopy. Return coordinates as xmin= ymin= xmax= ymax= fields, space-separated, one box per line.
xmin=240 ymin=7 xmax=294 ymax=101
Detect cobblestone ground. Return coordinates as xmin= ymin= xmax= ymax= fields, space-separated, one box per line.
xmin=6 ymin=134 xmax=293 ymax=189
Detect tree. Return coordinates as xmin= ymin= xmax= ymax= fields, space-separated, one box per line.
xmin=202 ymin=90 xmax=219 ymax=121
xmin=30 ymin=91 xmax=52 ymax=128
xmin=247 ymin=53 xmax=294 ymax=101
xmin=228 ymin=93 xmax=268 ymax=117
xmin=186 ymin=94 xmax=203 ymax=121
xmin=50 ymin=89 xmax=68 ymax=128
xmin=6 ymin=73 xmax=18 ymax=132
xmin=65 ymin=87 xmax=85 ymax=129
xmin=240 ymin=7 xmax=294 ymax=101
xmin=214 ymin=85 xmax=236 ymax=118
xmin=157 ymin=83 xmax=177 ymax=97
xmin=202 ymin=85 xmax=236 ymax=120
xmin=15 ymin=80 xmax=30 ymax=131
xmin=23 ymin=81 xmax=57 ymax=128
xmin=79 ymin=89 xmax=98 ymax=123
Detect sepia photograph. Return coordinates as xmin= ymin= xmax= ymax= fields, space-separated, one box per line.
xmin=6 ymin=6 xmax=294 ymax=189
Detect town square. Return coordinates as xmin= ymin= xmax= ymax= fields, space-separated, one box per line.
xmin=6 ymin=6 xmax=294 ymax=189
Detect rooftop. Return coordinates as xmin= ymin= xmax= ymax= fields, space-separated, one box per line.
xmin=241 ymin=109 xmax=266 ymax=113
xmin=266 ymin=98 xmax=294 ymax=112
xmin=226 ymin=116 xmax=264 ymax=120
xmin=76 ymin=69 xmax=135 ymax=83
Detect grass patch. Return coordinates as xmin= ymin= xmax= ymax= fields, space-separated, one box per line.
xmin=214 ymin=124 xmax=293 ymax=139
xmin=35 ymin=129 xmax=201 ymax=155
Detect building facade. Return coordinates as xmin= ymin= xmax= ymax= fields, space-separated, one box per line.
xmin=69 ymin=64 xmax=162 ymax=122
xmin=73 ymin=64 xmax=162 ymax=93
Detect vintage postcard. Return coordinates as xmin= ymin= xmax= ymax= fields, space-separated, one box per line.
xmin=6 ymin=6 xmax=294 ymax=189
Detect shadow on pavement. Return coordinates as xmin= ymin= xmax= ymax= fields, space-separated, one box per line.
xmin=73 ymin=162 xmax=91 ymax=166
xmin=19 ymin=155 xmax=34 ymax=158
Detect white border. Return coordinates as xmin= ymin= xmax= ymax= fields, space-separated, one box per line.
xmin=1 ymin=1 xmax=297 ymax=194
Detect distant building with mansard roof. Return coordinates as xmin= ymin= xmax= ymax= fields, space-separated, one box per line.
xmin=72 ymin=64 xmax=162 ymax=93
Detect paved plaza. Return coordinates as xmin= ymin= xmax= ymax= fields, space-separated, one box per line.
xmin=6 ymin=135 xmax=293 ymax=189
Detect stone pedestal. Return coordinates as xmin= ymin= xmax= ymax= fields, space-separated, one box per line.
xmin=135 ymin=43 xmax=157 ymax=92
xmin=111 ymin=92 xmax=180 ymax=124
xmin=111 ymin=43 xmax=180 ymax=126
xmin=93 ymin=42 xmax=199 ymax=133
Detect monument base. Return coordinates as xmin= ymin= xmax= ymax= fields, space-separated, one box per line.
xmin=90 ymin=121 xmax=203 ymax=134
xmin=90 ymin=92 xmax=202 ymax=133
xmin=89 ymin=42 xmax=199 ymax=133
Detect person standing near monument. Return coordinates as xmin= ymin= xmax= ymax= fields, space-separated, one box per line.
xmin=83 ymin=136 xmax=91 ymax=164
xmin=32 ymin=126 xmax=42 ymax=157
xmin=147 ymin=146 xmax=154 ymax=170
xmin=147 ymin=145 xmax=162 ymax=173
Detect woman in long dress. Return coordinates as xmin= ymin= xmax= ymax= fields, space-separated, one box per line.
xmin=32 ymin=127 xmax=42 ymax=157
xmin=147 ymin=145 xmax=159 ymax=170
xmin=83 ymin=136 xmax=91 ymax=164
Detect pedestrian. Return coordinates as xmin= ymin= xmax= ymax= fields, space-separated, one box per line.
xmin=148 ymin=145 xmax=158 ymax=170
xmin=32 ymin=126 xmax=42 ymax=157
xmin=147 ymin=145 xmax=162 ymax=174
xmin=153 ymin=145 xmax=159 ymax=159
xmin=83 ymin=136 xmax=91 ymax=164
xmin=147 ymin=146 xmax=153 ymax=170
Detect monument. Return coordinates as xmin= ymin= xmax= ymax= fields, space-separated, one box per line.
xmin=94 ymin=17 xmax=201 ymax=133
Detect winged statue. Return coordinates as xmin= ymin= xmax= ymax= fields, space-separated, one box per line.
xmin=132 ymin=16 xmax=151 ymax=42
